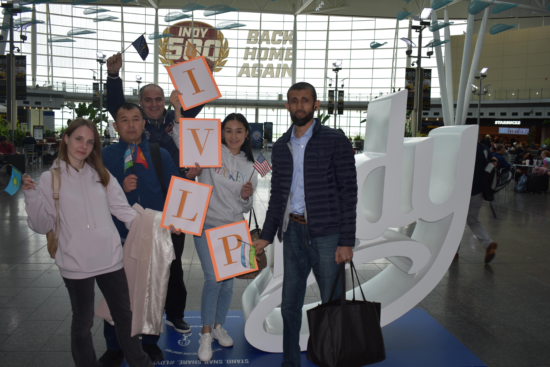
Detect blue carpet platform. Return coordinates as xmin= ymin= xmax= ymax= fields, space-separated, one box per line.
xmin=123 ymin=309 xmax=486 ymax=366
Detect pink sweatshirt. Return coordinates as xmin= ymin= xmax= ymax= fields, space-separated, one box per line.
xmin=24 ymin=160 xmax=136 ymax=279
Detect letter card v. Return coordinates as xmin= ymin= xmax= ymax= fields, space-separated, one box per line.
xmin=179 ymin=118 xmax=222 ymax=168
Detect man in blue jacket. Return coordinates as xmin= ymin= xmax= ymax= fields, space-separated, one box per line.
xmin=100 ymin=102 xmax=202 ymax=366
xmin=105 ymin=52 xmax=213 ymax=170
xmin=254 ymin=82 xmax=357 ymax=367
xmin=492 ymin=144 xmax=511 ymax=171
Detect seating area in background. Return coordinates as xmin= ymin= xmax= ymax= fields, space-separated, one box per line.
xmin=23 ymin=144 xmax=39 ymax=165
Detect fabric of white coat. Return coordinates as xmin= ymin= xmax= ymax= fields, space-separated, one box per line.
xmin=95 ymin=204 xmax=175 ymax=336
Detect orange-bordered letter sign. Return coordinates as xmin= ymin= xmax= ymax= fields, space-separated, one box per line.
xmin=179 ymin=118 xmax=222 ymax=168
xmin=160 ymin=176 xmax=213 ymax=236
xmin=166 ymin=55 xmax=222 ymax=110
xmin=205 ymin=221 xmax=257 ymax=281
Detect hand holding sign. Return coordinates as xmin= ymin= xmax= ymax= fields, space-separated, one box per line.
xmin=205 ymin=221 xmax=257 ymax=281
xmin=166 ymin=56 xmax=221 ymax=110
xmin=179 ymin=118 xmax=222 ymax=168
xmin=160 ymin=176 xmax=212 ymax=236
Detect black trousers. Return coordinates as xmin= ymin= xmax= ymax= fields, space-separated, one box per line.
xmin=165 ymin=232 xmax=187 ymax=318
xmin=63 ymin=268 xmax=152 ymax=367
xmin=104 ymin=233 xmax=187 ymax=349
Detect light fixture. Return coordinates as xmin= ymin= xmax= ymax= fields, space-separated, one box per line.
xmin=332 ymin=59 xmax=343 ymax=69
xmin=327 ymin=76 xmax=333 ymax=87
xmin=420 ymin=8 xmax=433 ymax=20
xmin=400 ymin=37 xmax=416 ymax=55
xmin=480 ymin=67 xmax=488 ymax=74
xmin=96 ymin=51 xmax=105 ymax=59
xmin=315 ymin=0 xmax=324 ymax=11
xmin=136 ymin=75 xmax=142 ymax=81
xmin=471 ymin=84 xmax=479 ymax=89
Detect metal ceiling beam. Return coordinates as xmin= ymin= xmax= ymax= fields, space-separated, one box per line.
xmin=307 ymin=5 xmax=349 ymax=14
xmin=295 ymin=0 xmax=315 ymax=15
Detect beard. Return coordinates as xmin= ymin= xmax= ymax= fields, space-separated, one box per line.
xmin=290 ymin=109 xmax=315 ymax=127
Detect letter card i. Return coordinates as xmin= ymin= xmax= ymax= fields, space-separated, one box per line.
xmin=205 ymin=221 xmax=257 ymax=281
xmin=179 ymin=118 xmax=222 ymax=168
xmin=166 ymin=55 xmax=222 ymax=110
xmin=160 ymin=176 xmax=213 ymax=236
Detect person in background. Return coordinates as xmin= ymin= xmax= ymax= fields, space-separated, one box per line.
xmin=515 ymin=151 xmax=535 ymax=176
xmin=253 ymin=82 xmax=357 ymax=367
xmin=0 ymin=136 xmax=15 ymax=175
xmin=193 ymin=113 xmax=257 ymax=362
xmin=492 ymin=144 xmax=511 ymax=171
xmin=461 ymin=143 xmax=499 ymax=263
xmin=0 ymin=135 xmax=14 ymax=155
xmin=21 ymin=118 xmax=153 ymax=367
xmin=99 ymin=103 xmax=200 ymax=366
xmin=22 ymin=131 xmax=42 ymax=160
xmin=481 ymin=134 xmax=491 ymax=148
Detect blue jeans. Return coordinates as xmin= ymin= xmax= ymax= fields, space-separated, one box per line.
xmin=194 ymin=223 xmax=234 ymax=327
xmin=281 ymin=220 xmax=340 ymax=367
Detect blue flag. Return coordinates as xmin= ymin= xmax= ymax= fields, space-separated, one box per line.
xmin=4 ymin=166 xmax=22 ymax=196
xmin=132 ymin=35 xmax=149 ymax=61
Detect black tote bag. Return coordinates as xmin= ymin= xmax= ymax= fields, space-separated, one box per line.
xmin=306 ymin=261 xmax=386 ymax=367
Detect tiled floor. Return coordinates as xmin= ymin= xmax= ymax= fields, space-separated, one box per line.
xmin=1 ymin=151 xmax=550 ymax=367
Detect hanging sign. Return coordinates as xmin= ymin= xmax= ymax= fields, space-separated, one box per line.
xmin=15 ymin=56 xmax=27 ymax=100
xmin=205 ymin=220 xmax=257 ymax=281
xmin=328 ymin=90 xmax=335 ymax=115
xmin=405 ymin=68 xmax=415 ymax=111
xmin=422 ymin=69 xmax=432 ymax=111
xmin=160 ymin=176 xmax=213 ymax=236
xmin=337 ymin=90 xmax=344 ymax=115
xmin=166 ymin=56 xmax=222 ymax=110
xmin=179 ymin=118 xmax=222 ymax=168
xmin=0 ymin=56 xmax=6 ymax=100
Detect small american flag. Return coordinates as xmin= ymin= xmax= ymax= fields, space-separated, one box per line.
xmin=253 ymin=153 xmax=272 ymax=177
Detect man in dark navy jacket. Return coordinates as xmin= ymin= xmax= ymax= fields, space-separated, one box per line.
xmin=254 ymin=82 xmax=357 ymax=367
xmin=105 ymin=52 xmax=213 ymax=171
xmin=100 ymin=103 xmax=202 ymax=366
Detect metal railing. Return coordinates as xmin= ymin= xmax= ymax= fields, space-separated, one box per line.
xmin=27 ymin=82 xmax=550 ymax=103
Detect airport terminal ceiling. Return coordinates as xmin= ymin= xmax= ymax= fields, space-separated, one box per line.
xmin=43 ymin=0 xmax=550 ymax=23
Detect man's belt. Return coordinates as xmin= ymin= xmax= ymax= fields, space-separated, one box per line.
xmin=289 ymin=213 xmax=307 ymax=225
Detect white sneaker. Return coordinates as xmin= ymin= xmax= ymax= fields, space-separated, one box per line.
xmin=198 ymin=333 xmax=213 ymax=362
xmin=212 ymin=324 xmax=233 ymax=347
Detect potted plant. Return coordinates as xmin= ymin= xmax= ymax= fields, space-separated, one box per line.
xmin=316 ymin=111 xmax=331 ymax=125
xmin=353 ymin=134 xmax=364 ymax=150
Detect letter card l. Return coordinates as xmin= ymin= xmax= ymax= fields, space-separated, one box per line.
xmin=160 ymin=176 xmax=213 ymax=236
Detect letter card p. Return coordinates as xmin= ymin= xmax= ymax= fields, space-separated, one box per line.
xmin=160 ymin=176 xmax=213 ymax=236
xmin=179 ymin=118 xmax=221 ymax=168
xmin=205 ymin=221 xmax=257 ymax=281
xmin=166 ymin=56 xmax=222 ymax=110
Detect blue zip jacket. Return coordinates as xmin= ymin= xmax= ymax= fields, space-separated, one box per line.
xmin=106 ymin=76 xmax=204 ymax=168
xmin=102 ymin=137 xmax=179 ymax=239
xmin=260 ymin=119 xmax=358 ymax=247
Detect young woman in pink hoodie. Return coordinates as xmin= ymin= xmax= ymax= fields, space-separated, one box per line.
xmin=22 ymin=118 xmax=153 ymax=367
